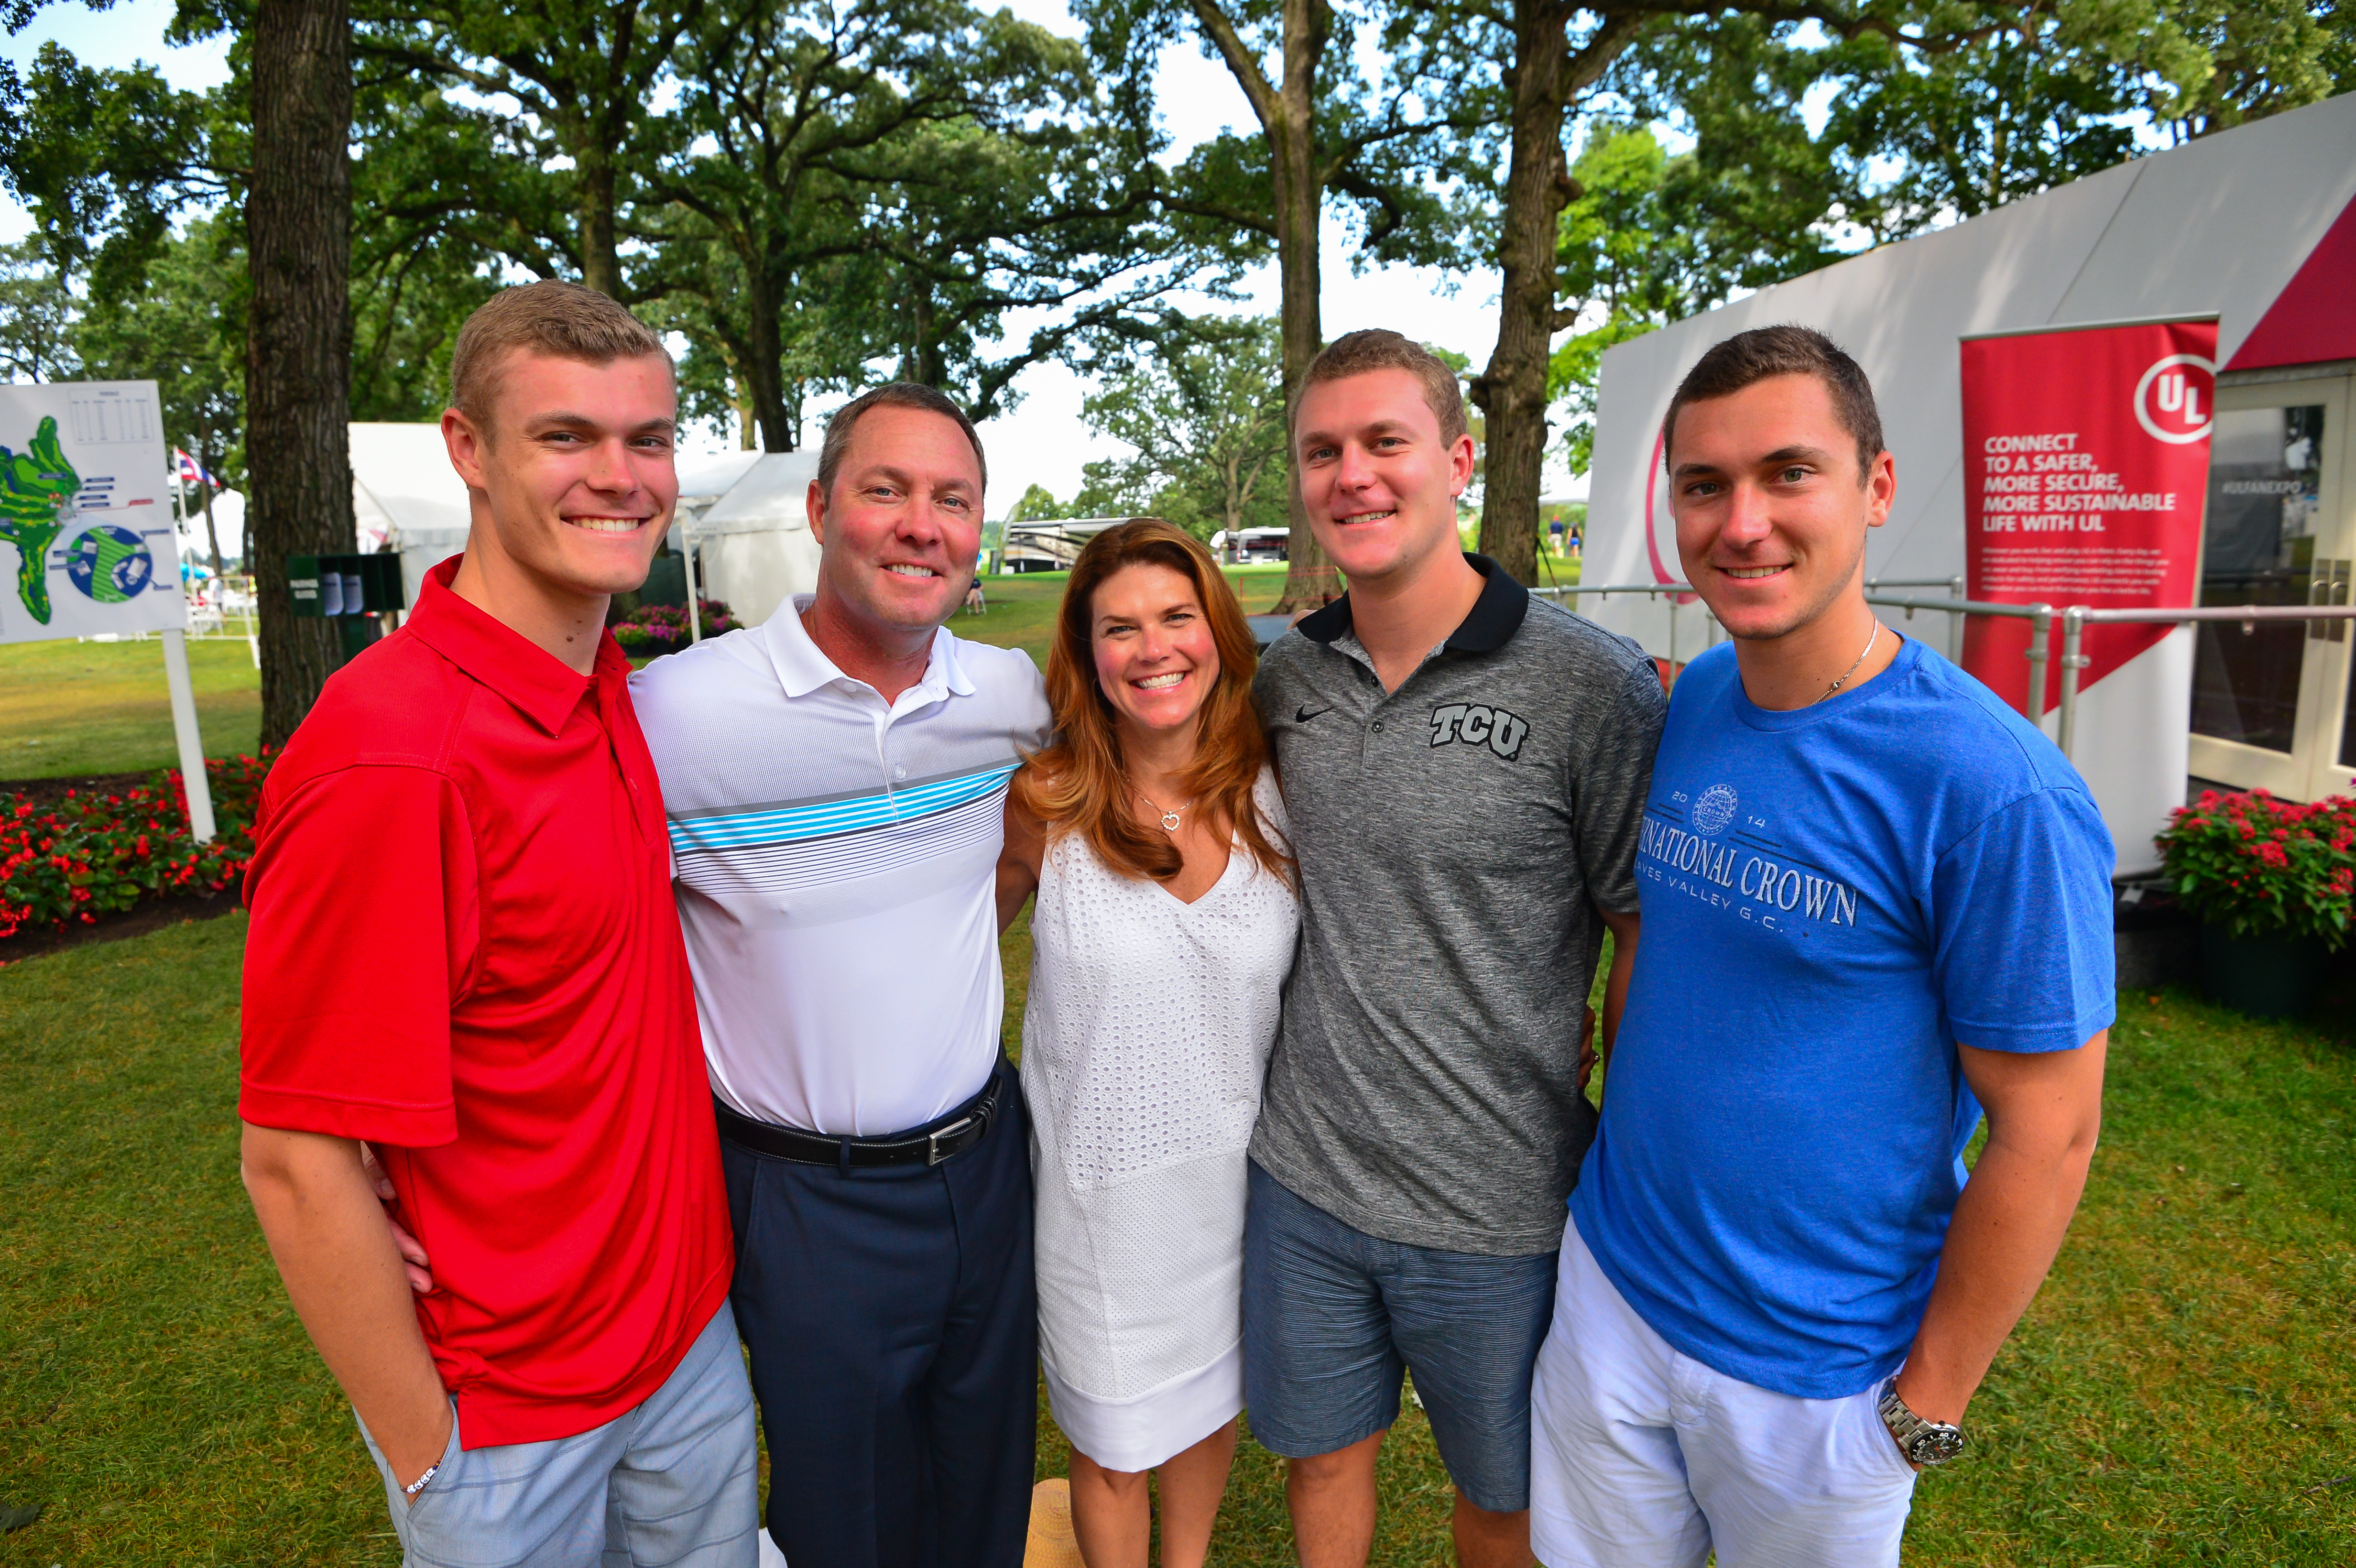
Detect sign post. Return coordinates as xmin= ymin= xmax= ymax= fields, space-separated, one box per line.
xmin=1959 ymin=316 xmax=2217 ymax=873
xmin=160 ymin=628 xmax=216 ymax=841
xmin=0 ymin=380 xmax=216 ymax=843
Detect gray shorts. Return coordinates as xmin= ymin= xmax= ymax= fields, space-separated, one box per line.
xmin=357 ymin=1301 xmax=759 ymax=1568
xmin=1241 ymin=1162 xmax=1559 ymax=1513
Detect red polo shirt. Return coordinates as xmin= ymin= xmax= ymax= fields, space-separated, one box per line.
xmin=240 ymin=559 xmax=732 ymax=1449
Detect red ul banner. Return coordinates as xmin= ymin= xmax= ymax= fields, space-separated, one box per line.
xmin=1960 ymin=318 xmax=2216 ymax=714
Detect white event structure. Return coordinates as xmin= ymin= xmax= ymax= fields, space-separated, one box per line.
xmin=681 ymin=451 xmax=823 ymax=626
xmin=1582 ymin=91 xmax=2356 ymax=872
xmin=349 ymin=426 xmax=821 ymax=628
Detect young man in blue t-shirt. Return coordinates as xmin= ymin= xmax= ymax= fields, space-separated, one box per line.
xmin=1529 ymin=326 xmax=2115 ymax=1567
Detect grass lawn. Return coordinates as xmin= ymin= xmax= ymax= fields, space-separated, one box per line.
xmin=0 ymin=568 xmax=1295 ymax=783
xmin=961 ymin=566 xmax=1295 ymax=668
xmin=0 ymin=636 xmax=262 ymax=782
xmin=5 ymin=913 xmax=2350 ymax=1565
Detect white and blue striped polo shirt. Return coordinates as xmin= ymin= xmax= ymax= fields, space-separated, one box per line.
xmin=630 ymin=594 xmax=1049 ymax=1137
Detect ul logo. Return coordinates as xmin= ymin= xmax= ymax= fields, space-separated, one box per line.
xmin=2134 ymin=353 xmax=2216 ymax=446
xmin=1430 ymin=703 xmax=1529 ymax=759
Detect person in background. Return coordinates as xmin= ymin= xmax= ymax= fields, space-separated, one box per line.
xmin=238 ymin=281 xmax=754 ymax=1568
xmin=631 ymin=383 xmax=1049 ymax=1568
xmin=998 ymin=520 xmax=1299 ymax=1568
xmin=1244 ymin=329 xmax=1667 ymax=1568
xmin=1530 ymin=325 xmax=2113 ymax=1567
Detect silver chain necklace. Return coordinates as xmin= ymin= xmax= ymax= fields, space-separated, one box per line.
xmin=1130 ymin=782 xmax=1187 ymax=834
xmin=1812 ymin=621 xmax=1881 ymax=706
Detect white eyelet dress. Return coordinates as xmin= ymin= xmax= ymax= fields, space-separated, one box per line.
xmin=1021 ymin=770 xmax=1298 ymax=1472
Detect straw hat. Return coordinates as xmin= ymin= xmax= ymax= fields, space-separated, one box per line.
xmin=1024 ymin=1477 xmax=1084 ymax=1568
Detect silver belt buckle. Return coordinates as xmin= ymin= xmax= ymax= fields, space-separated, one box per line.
xmin=926 ymin=1114 xmax=975 ymax=1166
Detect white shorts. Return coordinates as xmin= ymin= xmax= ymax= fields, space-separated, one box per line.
xmin=1530 ymin=1225 xmax=1919 ymax=1568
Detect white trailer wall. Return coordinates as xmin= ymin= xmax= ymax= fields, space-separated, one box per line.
xmin=1584 ymin=93 xmax=2356 ymax=653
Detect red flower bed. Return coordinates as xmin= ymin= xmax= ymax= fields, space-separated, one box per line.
xmin=2154 ymin=788 xmax=2356 ymax=951
xmin=0 ymin=751 xmax=273 ymax=942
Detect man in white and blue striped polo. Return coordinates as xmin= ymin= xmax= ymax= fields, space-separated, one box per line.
xmin=632 ymin=384 xmax=1049 ymax=1568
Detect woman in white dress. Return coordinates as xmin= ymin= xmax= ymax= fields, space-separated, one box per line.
xmin=997 ymin=520 xmax=1298 ymax=1568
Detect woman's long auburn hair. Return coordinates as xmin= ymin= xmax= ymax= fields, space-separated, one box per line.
xmin=1013 ymin=519 xmax=1292 ymax=887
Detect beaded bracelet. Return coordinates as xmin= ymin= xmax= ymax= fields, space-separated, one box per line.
xmin=403 ymin=1463 xmax=439 ymax=1498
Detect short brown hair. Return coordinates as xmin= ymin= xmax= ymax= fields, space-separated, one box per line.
xmin=1012 ymin=519 xmax=1290 ymax=889
xmin=817 ymin=383 xmax=989 ymax=502
xmin=1292 ymin=329 xmax=1469 ymax=446
xmin=448 ymin=280 xmax=670 ymax=428
xmin=1662 ymin=325 xmax=1884 ymax=480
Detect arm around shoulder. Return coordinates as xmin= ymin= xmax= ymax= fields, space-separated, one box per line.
xmin=998 ymin=772 xmax=1047 ymax=933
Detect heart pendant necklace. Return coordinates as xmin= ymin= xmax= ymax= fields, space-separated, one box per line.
xmin=1131 ymin=783 xmax=1187 ymax=834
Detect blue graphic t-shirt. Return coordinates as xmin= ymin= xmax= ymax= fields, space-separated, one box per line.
xmin=1571 ymin=634 xmax=2116 ymax=1400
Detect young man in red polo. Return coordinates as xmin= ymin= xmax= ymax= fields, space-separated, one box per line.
xmin=238 ymin=281 xmax=753 ymax=1568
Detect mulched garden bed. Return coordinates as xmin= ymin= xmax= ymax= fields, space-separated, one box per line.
xmin=0 ymin=770 xmax=173 ymax=811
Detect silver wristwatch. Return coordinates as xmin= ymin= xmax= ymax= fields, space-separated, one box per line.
xmin=1878 ymin=1381 xmax=1966 ymax=1467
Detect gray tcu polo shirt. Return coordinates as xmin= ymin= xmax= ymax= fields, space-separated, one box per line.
xmin=1249 ymin=555 xmax=1667 ymax=1256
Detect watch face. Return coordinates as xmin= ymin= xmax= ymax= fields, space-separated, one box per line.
xmin=1907 ymin=1425 xmax=1966 ymax=1464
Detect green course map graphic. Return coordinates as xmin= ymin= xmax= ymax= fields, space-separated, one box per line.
xmin=0 ymin=416 xmax=81 ymax=624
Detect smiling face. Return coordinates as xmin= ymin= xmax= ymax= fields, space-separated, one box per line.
xmin=1668 ymin=372 xmax=1896 ymax=642
xmin=807 ymin=403 xmax=983 ymax=643
xmin=1294 ymin=368 xmax=1477 ymax=587
xmin=441 ymin=348 xmax=679 ymax=599
xmin=1091 ymin=562 xmax=1220 ymax=743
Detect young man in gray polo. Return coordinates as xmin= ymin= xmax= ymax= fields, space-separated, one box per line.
xmin=1245 ymin=330 xmax=1667 ymax=1568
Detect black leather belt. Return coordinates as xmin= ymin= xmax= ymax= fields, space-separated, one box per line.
xmin=713 ymin=1067 xmax=1004 ymax=1170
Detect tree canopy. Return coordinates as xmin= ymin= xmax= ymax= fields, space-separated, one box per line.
xmin=1073 ymin=315 xmax=1290 ymax=540
xmin=0 ymin=0 xmax=2346 ymax=594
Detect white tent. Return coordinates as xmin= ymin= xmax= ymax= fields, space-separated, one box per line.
xmin=343 ymin=424 xmax=821 ymax=624
xmin=686 ymin=452 xmax=823 ymax=624
xmin=677 ymin=451 xmax=764 ymax=517
xmin=350 ymin=423 xmax=474 ymax=609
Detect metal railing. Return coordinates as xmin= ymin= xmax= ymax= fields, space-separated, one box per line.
xmin=1545 ymin=579 xmax=2356 ymax=764
xmin=1538 ymin=577 xmax=1967 ymax=671
xmin=2053 ymin=604 xmax=2356 ymax=758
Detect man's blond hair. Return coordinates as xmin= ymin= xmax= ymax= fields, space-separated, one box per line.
xmin=448 ymin=281 xmax=671 ymax=429
xmin=1290 ymin=329 xmax=1470 ymax=446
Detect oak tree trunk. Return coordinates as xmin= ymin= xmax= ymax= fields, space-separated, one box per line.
xmin=578 ymin=147 xmax=621 ymax=298
xmin=746 ymin=284 xmax=793 ymax=455
xmin=1475 ymin=6 xmax=1638 ymax=588
xmin=1472 ymin=1 xmax=1570 ymax=588
xmin=249 ymin=0 xmax=355 ymax=749
xmin=1269 ymin=0 xmax=1338 ymax=613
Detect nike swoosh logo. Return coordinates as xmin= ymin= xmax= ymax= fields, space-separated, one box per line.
xmin=1296 ymin=705 xmax=1331 ymax=723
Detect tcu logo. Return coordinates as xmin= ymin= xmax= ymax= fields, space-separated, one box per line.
xmin=2134 ymin=352 xmax=2216 ymax=446
xmin=1430 ymin=703 xmax=1529 ymax=759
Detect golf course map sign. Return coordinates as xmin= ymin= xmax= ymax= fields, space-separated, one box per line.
xmin=0 ymin=381 xmax=185 ymax=646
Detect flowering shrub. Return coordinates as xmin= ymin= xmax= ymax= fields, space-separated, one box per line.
xmin=0 ymin=751 xmax=273 ymax=942
xmin=2154 ymin=788 xmax=2356 ymax=950
xmin=611 ymin=599 xmax=739 ymax=656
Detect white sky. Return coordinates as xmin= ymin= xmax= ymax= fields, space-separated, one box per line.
xmin=0 ymin=0 xmax=1557 ymax=512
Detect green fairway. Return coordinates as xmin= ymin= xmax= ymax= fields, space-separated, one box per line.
xmin=0 ymin=569 xmax=1296 ymax=781
xmin=0 ymin=636 xmax=262 ymax=781
xmin=3 ymin=914 xmax=2351 ymax=1564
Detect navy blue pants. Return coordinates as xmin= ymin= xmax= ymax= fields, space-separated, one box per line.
xmin=721 ymin=1063 xmax=1036 ymax=1568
